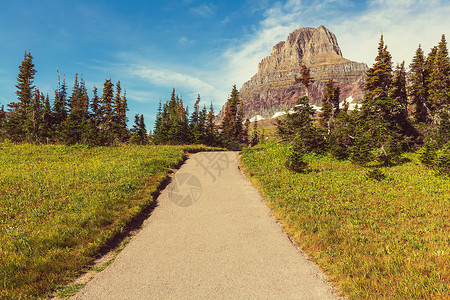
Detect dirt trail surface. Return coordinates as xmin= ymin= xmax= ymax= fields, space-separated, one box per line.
xmin=72 ymin=152 xmax=341 ymax=299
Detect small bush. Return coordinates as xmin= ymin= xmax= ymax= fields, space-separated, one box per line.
xmin=376 ymin=135 xmax=403 ymax=166
xmin=285 ymin=137 xmax=308 ymax=172
xmin=364 ymin=168 xmax=386 ymax=181
xmin=302 ymin=127 xmax=327 ymax=153
xmin=329 ymin=133 xmax=350 ymax=160
xmin=419 ymin=143 xmax=437 ymax=167
xmin=350 ymin=133 xmax=374 ymax=166
xmin=436 ymin=143 xmax=450 ymax=176
xmin=420 ymin=141 xmax=449 ymax=176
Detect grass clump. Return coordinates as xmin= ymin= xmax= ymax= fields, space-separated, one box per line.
xmin=241 ymin=141 xmax=449 ymax=299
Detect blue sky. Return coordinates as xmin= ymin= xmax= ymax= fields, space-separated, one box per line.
xmin=1 ymin=0 xmax=449 ymax=126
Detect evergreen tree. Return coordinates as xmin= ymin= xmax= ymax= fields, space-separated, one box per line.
xmin=319 ymin=79 xmax=334 ymax=132
xmin=79 ymin=76 xmax=89 ymax=115
xmin=14 ymin=51 xmax=36 ymax=113
xmin=198 ymin=104 xmax=207 ymax=144
xmin=250 ymin=119 xmax=259 ymax=146
xmin=236 ymin=101 xmax=245 ymax=142
xmin=390 ymin=61 xmax=408 ymax=114
xmin=329 ymin=108 xmax=358 ymax=160
xmin=364 ymin=35 xmax=392 ymax=99
xmin=190 ymin=94 xmax=201 ymax=143
xmin=205 ymin=102 xmax=217 ymax=146
xmin=121 ymin=89 xmax=129 ymax=124
xmin=157 ymin=102 xmax=170 ymax=144
xmin=285 ymin=136 xmax=308 ymax=172
xmin=167 ymin=90 xmax=181 ymax=143
xmin=295 ymin=65 xmax=314 ymax=97
xmin=113 ymin=80 xmax=122 ymax=118
xmin=68 ymin=74 xmax=81 ymax=113
xmin=175 ymin=96 xmax=189 ymax=144
xmin=220 ymin=85 xmax=245 ymax=149
xmin=332 ymin=86 xmax=340 ymax=118
xmin=53 ymin=72 xmax=68 ymax=130
xmin=41 ymin=94 xmax=52 ymax=143
xmin=100 ymin=78 xmax=114 ymax=120
xmin=95 ymin=78 xmax=115 ymax=142
xmin=221 ymin=85 xmax=240 ymax=136
xmin=63 ymin=74 xmax=87 ymax=145
xmin=428 ymin=34 xmax=450 ymax=116
xmin=119 ymin=89 xmax=130 ymax=141
xmin=111 ymin=81 xmax=129 ymax=142
xmin=90 ymin=86 xmax=100 ymax=119
xmin=153 ymin=100 xmax=164 ymax=143
xmin=425 ymin=45 xmax=438 ymax=116
xmin=409 ymin=45 xmax=429 ymax=123
xmin=131 ymin=114 xmax=147 ymax=144
xmin=275 ymin=96 xmax=315 ymax=140
xmin=350 ymin=124 xmax=376 ymax=165
xmin=361 ymin=35 xmax=415 ymax=165
xmin=7 ymin=51 xmax=37 ymax=141
xmin=139 ymin=114 xmax=147 ymax=141
xmin=242 ymin=117 xmax=250 ymax=145
xmin=154 ymin=89 xmax=190 ymax=145
xmin=24 ymin=88 xmax=43 ymax=143
xmin=275 ymin=96 xmax=326 ymax=153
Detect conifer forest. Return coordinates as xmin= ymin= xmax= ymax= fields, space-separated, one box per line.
xmin=1 ymin=35 xmax=448 ymax=170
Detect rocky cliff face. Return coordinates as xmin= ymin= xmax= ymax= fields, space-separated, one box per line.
xmin=229 ymin=25 xmax=368 ymax=119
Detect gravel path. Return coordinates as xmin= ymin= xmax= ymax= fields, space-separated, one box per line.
xmin=72 ymin=152 xmax=341 ymax=299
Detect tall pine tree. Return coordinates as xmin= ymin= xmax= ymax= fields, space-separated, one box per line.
xmin=220 ymin=85 xmax=245 ymax=149
xmin=319 ymin=79 xmax=335 ymax=132
xmin=409 ymin=45 xmax=429 ymax=123
xmin=131 ymin=114 xmax=147 ymax=145
xmin=295 ymin=65 xmax=314 ymax=97
xmin=7 ymin=51 xmax=36 ymax=141
xmin=205 ymin=102 xmax=217 ymax=146
xmin=428 ymin=34 xmax=449 ymax=117
xmin=390 ymin=61 xmax=408 ymax=115
xmin=100 ymin=79 xmax=114 ymax=121
xmin=361 ymin=35 xmax=413 ymax=165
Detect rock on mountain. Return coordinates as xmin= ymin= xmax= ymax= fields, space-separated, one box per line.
xmin=231 ymin=25 xmax=368 ymax=119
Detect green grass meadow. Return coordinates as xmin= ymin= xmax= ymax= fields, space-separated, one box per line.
xmin=0 ymin=142 xmax=217 ymax=299
xmin=240 ymin=141 xmax=449 ymax=299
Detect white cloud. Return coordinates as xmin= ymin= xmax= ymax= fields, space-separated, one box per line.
xmin=221 ymin=0 xmax=450 ymax=94
xmin=120 ymin=63 xmax=226 ymax=108
xmin=126 ymin=90 xmax=158 ymax=104
xmin=335 ymin=0 xmax=450 ymax=66
xmin=222 ymin=24 xmax=290 ymax=87
xmin=131 ymin=65 xmax=215 ymax=94
xmin=190 ymin=4 xmax=215 ymax=18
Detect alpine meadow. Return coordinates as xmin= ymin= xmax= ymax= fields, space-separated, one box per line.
xmin=1 ymin=1 xmax=449 ymax=299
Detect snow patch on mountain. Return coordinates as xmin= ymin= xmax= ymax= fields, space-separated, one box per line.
xmin=249 ymin=115 xmax=264 ymax=122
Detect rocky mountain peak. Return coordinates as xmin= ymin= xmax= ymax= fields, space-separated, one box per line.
xmin=258 ymin=26 xmax=345 ymax=76
xmin=222 ymin=25 xmax=368 ymax=120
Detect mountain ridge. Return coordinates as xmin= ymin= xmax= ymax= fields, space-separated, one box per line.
xmin=223 ymin=25 xmax=368 ymax=119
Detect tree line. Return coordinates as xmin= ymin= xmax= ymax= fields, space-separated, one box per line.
xmin=153 ymin=85 xmax=258 ymax=150
xmin=0 ymin=51 xmax=147 ymax=145
xmin=278 ymin=34 xmax=449 ymax=175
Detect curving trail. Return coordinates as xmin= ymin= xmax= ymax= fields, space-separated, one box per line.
xmin=72 ymin=152 xmax=342 ymax=299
